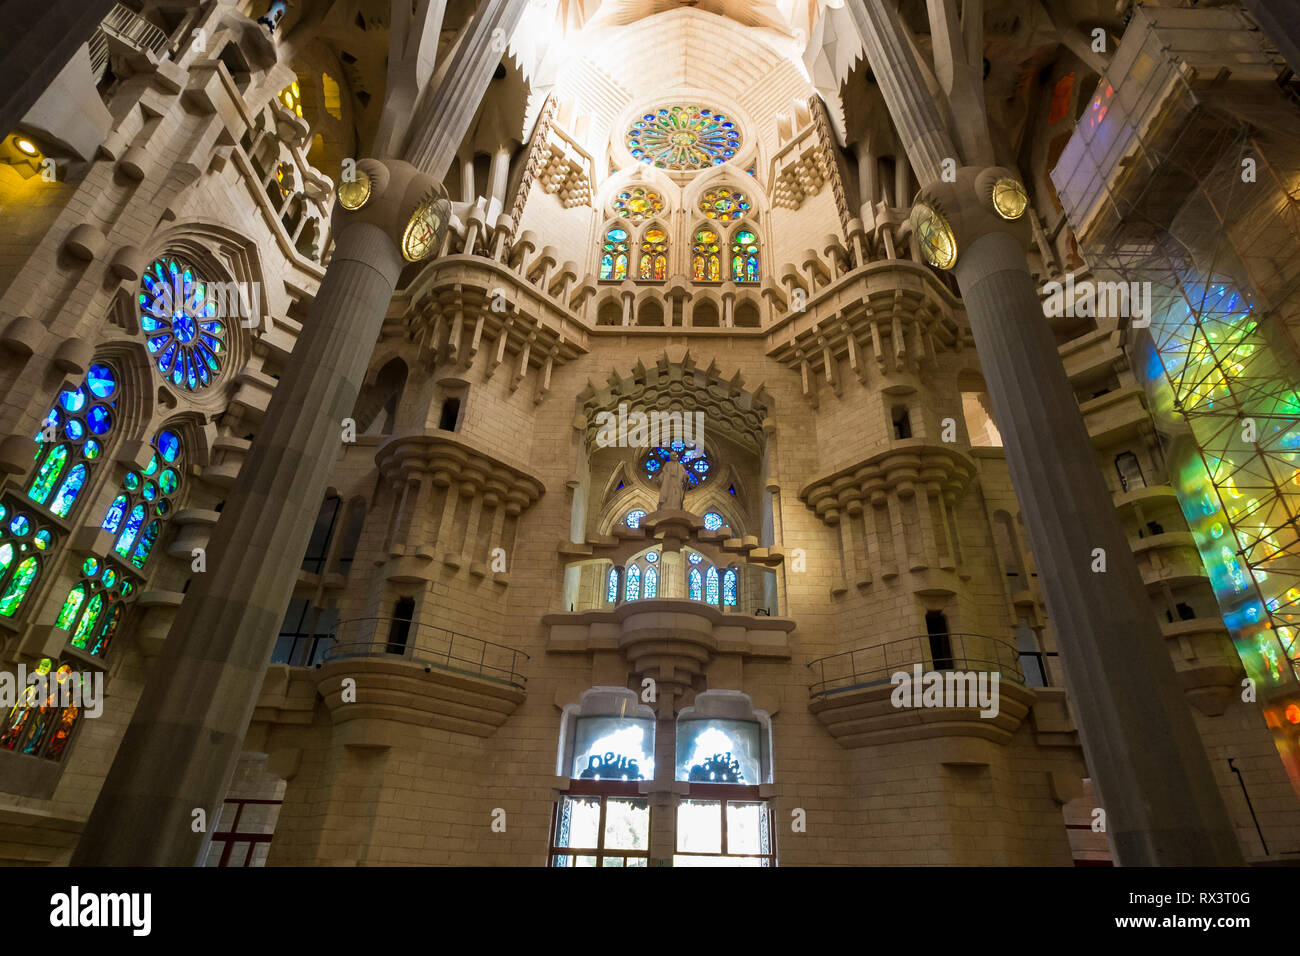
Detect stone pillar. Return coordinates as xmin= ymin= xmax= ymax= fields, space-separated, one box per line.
xmin=946 ymin=199 xmax=1241 ymax=865
xmin=486 ymin=144 xmax=512 ymax=222
xmin=848 ymin=0 xmax=1243 ymax=866
xmin=72 ymin=216 xmax=407 ymax=865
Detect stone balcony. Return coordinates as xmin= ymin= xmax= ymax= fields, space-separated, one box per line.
xmin=1080 ymin=385 xmax=1151 ymax=445
xmin=1162 ymin=617 xmax=1245 ymax=716
xmin=806 ymin=633 xmax=1037 ymax=747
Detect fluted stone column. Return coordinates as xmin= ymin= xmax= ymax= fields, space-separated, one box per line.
xmin=952 ymin=224 xmax=1241 ymax=865
xmin=75 ymin=2 xmax=527 ymax=867
xmin=73 ymin=218 xmax=406 ymax=865
xmin=847 ymin=0 xmax=1242 ymax=864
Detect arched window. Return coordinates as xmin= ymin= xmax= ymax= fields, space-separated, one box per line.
xmin=723 ymin=569 xmax=737 ymax=607
xmin=139 ymin=256 xmax=228 ymax=391
xmin=625 ymin=509 xmax=647 ymax=529
xmin=639 ymin=226 xmax=668 ymax=280
xmin=644 ymin=565 xmax=658 ymax=598
xmin=0 ymin=506 xmax=51 ymax=619
xmin=706 ymin=566 xmax=719 ymax=605
xmin=689 ymin=567 xmax=703 ymax=602
xmin=104 ymin=427 xmax=183 ymax=571
xmin=731 ymin=227 xmax=759 ymax=283
xmin=625 ymin=564 xmax=641 ymax=601
xmin=27 ymin=362 xmax=119 ymax=520
xmin=0 ymin=659 xmax=89 ymax=761
xmin=599 ymin=227 xmax=630 ymax=280
xmin=607 ymin=566 xmax=619 ymax=603
xmin=692 ymin=228 xmax=721 ymax=282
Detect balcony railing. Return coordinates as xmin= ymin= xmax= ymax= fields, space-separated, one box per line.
xmin=806 ymin=633 xmax=1025 ymax=699
xmin=321 ymin=616 xmax=529 ymax=689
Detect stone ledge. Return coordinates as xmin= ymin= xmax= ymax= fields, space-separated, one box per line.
xmin=808 ymin=679 xmax=1036 ymax=748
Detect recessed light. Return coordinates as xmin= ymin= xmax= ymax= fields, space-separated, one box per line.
xmin=15 ymin=138 xmax=38 ymax=156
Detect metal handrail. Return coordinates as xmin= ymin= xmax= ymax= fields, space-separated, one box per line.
xmin=321 ymin=616 xmax=529 ymax=689
xmin=806 ymin=632 xmax=1025 ymax=699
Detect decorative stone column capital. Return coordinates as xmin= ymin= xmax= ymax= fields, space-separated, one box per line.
xmin=333 ymin=158 xmax=450 ymax=265
xmin=911 ymin=166 xmax=1033 ymax=270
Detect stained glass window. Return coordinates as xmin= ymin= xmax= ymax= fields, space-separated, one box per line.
xmin=29 ymin=364 xmax=119 ymax=520
xmin=49 ymin=465 xmax=87 ymax=518
xmin=105 ymin=429 xmax=182 ymax=570
xmin=689 ymin=567 xmax=702 ymax=602
xmin=706 ymin=566 xmax=720 ymax=605
xmin=607 ymin=566 xmax=619 ymax=603
xmin=599 ymin=227 xmax=629 ymax=281
xmin=625 ymin=564 xmax=641 ymax=601
xmin=627 ymin=105 xmax=740 ymax=171
xmin=639 ymin=227 xmax=668 ymax=281
xmin=644 ymin=566 xmax=658 ymax=599
xmin=613 ymin=187 xmax=664 ymax=223
xmin=692 ymin=229 xmax=721 ymax=282
xmin=723 ymin=569 xmax=737 ymax=607
xmin=731 ymin=228 xmax=759 ymax=283
xmin=0 ymin=659 xmax=89 ymax=761
xmin=625 ymin=509 xmax=647 ymax=529
xmin=644 ymin=443 xmax=711 ymax=486
xmin=699 ymin=188 xmax=751 ymax=222
xmin=54 ymin=563 xmax=131 ymax=656
xmin=0 ymin=556 xmax=38 ymax=617
xmin=0 ymin=510 xmax=48 ymax=619
xmin=703 ymin=512 xmax=725 ymax=531
xmin=139 ymin=257 xmax=228 ymax=391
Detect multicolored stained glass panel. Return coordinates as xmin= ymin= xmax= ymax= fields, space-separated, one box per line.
xmin=627 ymin=106 xmax=740 ymax=171
xmin=599 ymin=227 xmax=629 ymax=281
xmin=731 ymin=229 xmax=759 ymax=283
xmin=639 ymin=228 xmax=668 ymax=280
xmin=613 ymin=187 xmax=664 ymax=223
xmin=692 ymin=229 xmax=721 ymax=282
xmin=699 ymin=188 xmax=750 ymax=222
xmin=644 ymin=442 xmax=711 ymax=486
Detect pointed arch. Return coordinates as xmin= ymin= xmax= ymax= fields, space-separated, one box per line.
xmin=691 ymin=224 xmax=722 ymax=282
xmin=599 ymin=222 xmax=631 ymax=281
xmin=638 ymin=220 xmax=669 ymax=280
xmin=730 ymin=221 xmax=760 ymax=283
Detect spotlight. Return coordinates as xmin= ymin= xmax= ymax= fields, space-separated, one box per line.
xmin=15 ymin=138 xmax=37 ymax=156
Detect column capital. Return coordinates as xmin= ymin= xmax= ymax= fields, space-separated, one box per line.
xmin=334 ymin=158 xmax=450 ymax=266
xmin=909 ymin=166 xmax=1033 ymax=272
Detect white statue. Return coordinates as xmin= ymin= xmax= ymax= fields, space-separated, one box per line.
xmin=657 ymin=452 xmax=688 ymax=511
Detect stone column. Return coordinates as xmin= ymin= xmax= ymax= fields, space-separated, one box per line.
xmin=846 ymin=0 xmax=1243 ymax=867
xmin=72 ymin=216 xmax=407 ymax=865
xmin=951 ymin=221 xmax=1242 ymax=865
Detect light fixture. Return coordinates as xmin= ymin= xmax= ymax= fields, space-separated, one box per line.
xmin=992 ymin=177 xmax=1029 ymax=220
xmin=913 ymin=202 xmax=958 ymax=270
xmin=15 ymin=138 xmax=38 ymax=156
xmin=337 ymin=169 xmax=372 ymax=210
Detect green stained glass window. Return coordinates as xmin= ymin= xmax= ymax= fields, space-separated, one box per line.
xmin=0 ymin=556 xmax=38 ymax=617
xmin=70 ymin=593 xmax=103 ymax=648
xmin=56 ymin=584 xmax=86 ymax=629
xmin=28 ymin=444 xmax=67 ymax=503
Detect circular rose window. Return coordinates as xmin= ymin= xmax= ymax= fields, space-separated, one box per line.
xmin=627 ymin=105 xmax=741 ymax=171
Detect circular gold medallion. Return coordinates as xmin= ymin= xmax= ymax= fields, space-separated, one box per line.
xmin=992 ymin=177 xmax=1028 ymax=220
xmin=913 ymin=202 xmax=958 ymax=270
xmin=338 ymin=170 xmax=372 ymax=211
xmin=402 ymin=188 xmax=450 ymax=263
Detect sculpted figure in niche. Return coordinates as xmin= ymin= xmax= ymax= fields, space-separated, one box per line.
xmin=657 ymin=451 xmax=688 ymax=511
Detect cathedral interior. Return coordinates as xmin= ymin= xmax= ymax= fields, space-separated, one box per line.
xmin=1 ymin=0 xmax=1300 ymax=869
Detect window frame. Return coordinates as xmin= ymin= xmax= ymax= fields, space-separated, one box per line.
xmin=548 ymin=780 xmax=652 ymax=867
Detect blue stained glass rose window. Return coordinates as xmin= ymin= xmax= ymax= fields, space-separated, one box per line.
xmin=86 ymin=364 xmax=116 ymax=399
xmin=644 ymin=444 xmax=711 ymax=486
xmin=139 ymin=257 xmax=228 ymax=391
